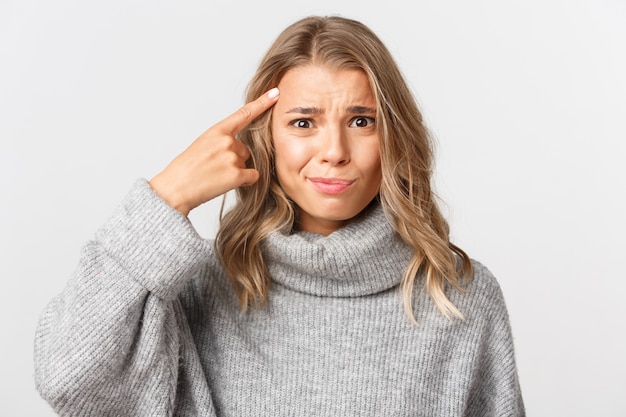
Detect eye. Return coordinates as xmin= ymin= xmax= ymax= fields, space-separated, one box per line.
xmin=290 ymin=119 xmax=313 ymax=128
xmin=349 ymin=116 xmax=375 ymax=128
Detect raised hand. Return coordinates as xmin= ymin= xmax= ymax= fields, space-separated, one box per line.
xmin=149 ymin=88 xmax=280 ymax=216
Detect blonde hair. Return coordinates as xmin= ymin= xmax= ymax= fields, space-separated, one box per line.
xmin=215 ymin=15 xmax=472 ymax=321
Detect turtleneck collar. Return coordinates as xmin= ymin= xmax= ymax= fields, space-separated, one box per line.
xmin=263 ymin=204 xmax=414 ymax=297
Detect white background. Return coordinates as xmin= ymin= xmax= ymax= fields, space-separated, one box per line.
xmin=1 ymin=0 xmax=624 ymax=415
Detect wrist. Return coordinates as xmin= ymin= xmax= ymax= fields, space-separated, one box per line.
xmin=148 ymin=175 xmax=192 ymax=216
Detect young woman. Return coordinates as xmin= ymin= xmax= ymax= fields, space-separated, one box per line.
xmin=34 ymin=15 xmax=525 ymax=416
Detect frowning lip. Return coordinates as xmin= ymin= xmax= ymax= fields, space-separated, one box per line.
xmin=307 ymin=177 xmax=355 ymax=194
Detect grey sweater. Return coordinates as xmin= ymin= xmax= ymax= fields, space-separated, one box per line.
xmin=34 ymin=179 xmax=525 ymax=416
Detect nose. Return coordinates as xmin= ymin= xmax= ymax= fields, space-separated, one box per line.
xmin=318 ymin=126 xmax=350 ymax=166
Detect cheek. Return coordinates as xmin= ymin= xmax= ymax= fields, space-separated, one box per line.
xmin=360 ymin=144 xmax=382 ymax=178
xmin=273 ymin=137 xmax=311 ymax=180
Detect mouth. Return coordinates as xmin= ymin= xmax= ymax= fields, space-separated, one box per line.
xmin=307 ymin=177 xmax=355 ymax=195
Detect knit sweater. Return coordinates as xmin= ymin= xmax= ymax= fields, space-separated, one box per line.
xmin=34 ymin=179 xmax=525 ymax=416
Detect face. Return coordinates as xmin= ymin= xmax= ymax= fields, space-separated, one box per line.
xmin=271 ymin=64 xmax=382 ymax=235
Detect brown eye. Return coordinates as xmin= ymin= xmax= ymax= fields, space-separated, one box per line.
xmin=291 ymin=119 xmax=313 ymax=128
xmin=350 ymin=117 xmax=375 ymax=128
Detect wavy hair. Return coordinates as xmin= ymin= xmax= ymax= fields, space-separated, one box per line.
xmin=215 ymin=15 xmax=472 ymax=321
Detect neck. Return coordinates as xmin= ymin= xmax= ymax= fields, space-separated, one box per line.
xmin=264 ymin=203 xmax=414 ymax=297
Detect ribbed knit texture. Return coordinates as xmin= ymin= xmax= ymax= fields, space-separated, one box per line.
xmin=34 ymin=179 xmax=525 ymax=416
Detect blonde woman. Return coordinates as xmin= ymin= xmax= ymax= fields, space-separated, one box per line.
xmin=35 ymin=15 xmax=524 ymax=416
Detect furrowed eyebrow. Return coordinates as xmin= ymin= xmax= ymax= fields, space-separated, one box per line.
xmin=285 ymin=106 xmax=323 ymax=115
xmin=285 ymin=106 xmax=376 ymax=115
xmin=347 ymin=106 xmax=376 ymax=115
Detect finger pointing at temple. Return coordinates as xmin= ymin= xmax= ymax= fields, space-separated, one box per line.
xmin=219 ymin=87 xmax=281 ymax=136
xmin=149 ymin=88 xmax=280 ymax=216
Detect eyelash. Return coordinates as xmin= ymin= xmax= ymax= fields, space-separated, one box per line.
xmin=350 ymin=117 xmax=376 ymax=128
xmin=290 ymin=117 xmax=376 ymax=129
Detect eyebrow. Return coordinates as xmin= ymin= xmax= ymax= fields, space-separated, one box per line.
xmin=285 ymin=105 xmax=376 ymax=115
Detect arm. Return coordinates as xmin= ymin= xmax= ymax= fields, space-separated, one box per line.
xmin=34 ymin=179 xmax=210 ymax=415
xmin=465 ymin=266 xmax=525 ymax=416
xmin=34 ymin=90 xmax=279 ymax=415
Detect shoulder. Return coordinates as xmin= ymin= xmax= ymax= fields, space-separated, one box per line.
xmin=451 ymin=259 xmax=511 ymax=321
xmin=467 ymin=259 xmax=502 ymax=297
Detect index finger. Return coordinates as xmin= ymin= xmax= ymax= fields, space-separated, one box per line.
xmin=219 ymin=87 xmax=280 ymax=135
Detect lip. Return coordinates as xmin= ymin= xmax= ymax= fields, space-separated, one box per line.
xmin=307 ymin=177 xmax=355 ymax=195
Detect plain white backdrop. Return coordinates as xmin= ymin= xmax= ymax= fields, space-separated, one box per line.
xmin=1 ymin=0 xmax=624 ymax=415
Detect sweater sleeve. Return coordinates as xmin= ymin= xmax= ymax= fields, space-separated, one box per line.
xmin=465 ymin=263 xmax=526 ymax=417
xmin=34 ymin=179 xmax=212 ymax=416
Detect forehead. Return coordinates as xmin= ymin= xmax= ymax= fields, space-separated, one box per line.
xmin=275 ymin=65 xmax=375 ymax=109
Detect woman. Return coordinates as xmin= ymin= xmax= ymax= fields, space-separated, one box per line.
xmin=34 ymin=15 xmax=525 ymax=416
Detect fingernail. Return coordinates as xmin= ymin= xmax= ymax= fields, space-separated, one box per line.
xmin=267 ymin=87 xmax=279 ymax=99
